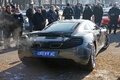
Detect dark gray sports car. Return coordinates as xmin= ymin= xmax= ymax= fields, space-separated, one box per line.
xmin=18 ymin=19 xmax=110 ymax=70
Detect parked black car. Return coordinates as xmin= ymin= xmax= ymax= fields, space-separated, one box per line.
xmin=18 ymin=19 xmax=110 ymax=70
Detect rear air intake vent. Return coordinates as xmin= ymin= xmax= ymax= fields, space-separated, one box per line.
xmin=31 ymin=38 xmax=83 ymax=49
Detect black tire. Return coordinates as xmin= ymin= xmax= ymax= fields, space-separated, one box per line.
xmin=85 ymin=44 xmax=96 ymax=71
xmin=103 ymin=35 xmax=110 ymax=49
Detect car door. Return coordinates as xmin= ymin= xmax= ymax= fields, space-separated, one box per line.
xmin=88 ymin=22 xmax=103 ymax=49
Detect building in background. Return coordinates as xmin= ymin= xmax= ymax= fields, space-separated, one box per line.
xmin=36 ymin=0 xmax=96 ymax=9
xmin=0 ymin=0 xmax=120 ymax=10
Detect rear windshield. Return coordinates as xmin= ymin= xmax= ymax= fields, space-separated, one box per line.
xmin=44 ymin=22 xmax=78 ymax=32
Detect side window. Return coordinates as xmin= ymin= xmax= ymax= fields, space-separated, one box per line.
xmin=84 ymin=24 xmax=92 ymax=30
xmin=88 ymin=22 xmax=96 ymax=30
xmin=76 ymin=23 xmax=84 ymax=32
xmin=88 ymin=22 xmax=100 ymax=30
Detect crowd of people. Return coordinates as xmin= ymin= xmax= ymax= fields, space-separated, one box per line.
xmin=26 ymin=2 xmax=120 ymax=33
xmin=25 ymin=2 xmax=103 ymax=32
xmin=0 ymin=1 xmax=120 ymax=49
xmin=0 ymin=4 xmax=24 ymax=49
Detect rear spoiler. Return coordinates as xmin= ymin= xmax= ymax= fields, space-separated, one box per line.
xmin=27 ymin=32 xmax=72 ymax=37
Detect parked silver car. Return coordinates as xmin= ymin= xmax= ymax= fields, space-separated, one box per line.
xmin=18 ymin=19 xmax=110 ymax=70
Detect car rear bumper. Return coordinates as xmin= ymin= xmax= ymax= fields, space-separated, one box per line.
xmin=18 ymin=43 xmax=93 ymax=65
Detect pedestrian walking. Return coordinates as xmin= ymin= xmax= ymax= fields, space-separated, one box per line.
xmin=47 ymin=5 xmax=58 ymax=25
xmin=93 ymin=2 xmax=103 ymax=26
xmin=108 ymin=3 xmax=120 ymax=34
xmin=13 ymin=7 xmax=24 ymax=47
xmin=32 ymin=8 xmax=45 ymax=31
xmin=62 ymin=3 xmax=74 ymax=19
xmin=83 ymin=4 xmax=93 ymax=20
xmin=1 ymin=5 xmax=14 ymax=49
xmin=26 ymin=3 xmax=35 ymax=32
xmin=74 ymin=3 xmax=83 ymax=19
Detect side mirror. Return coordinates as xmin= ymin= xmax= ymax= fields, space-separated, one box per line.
xmin=94 ymin=25 xmax=100 ymax=30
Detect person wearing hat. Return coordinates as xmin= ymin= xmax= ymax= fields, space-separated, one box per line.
xmin=93 ymin=2 xmax=103 ymax=26
xmin=83 ymin=4 xmax=93 ymax=20
xmin=108 ymin=3 xmax=120 ymax=34
xmin=62 ymin=3 xmax=74 ymax=19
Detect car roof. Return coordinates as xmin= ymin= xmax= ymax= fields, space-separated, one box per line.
xmin=54 ymin=19 xmax=89 ymax=24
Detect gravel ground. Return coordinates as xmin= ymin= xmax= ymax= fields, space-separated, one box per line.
xmin=0 ymin=30 xmax=120 ymax=80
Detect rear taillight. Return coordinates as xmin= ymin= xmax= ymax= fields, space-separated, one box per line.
xmin=61 ymin=38 xmax=83 ymax=49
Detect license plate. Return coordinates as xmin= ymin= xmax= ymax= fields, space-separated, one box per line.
xmin=32 ymin=50 xmax=58 ymax=57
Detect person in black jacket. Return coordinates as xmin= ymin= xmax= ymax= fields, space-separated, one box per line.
xmin=13 ymin=7 xmax=24 ymax=47
xmin=83 ymin=4 xmax=93 ymax=20
xmin=32 ymin=8 xmax=45 ymax=31
xmin=40 ymin=6 xmax=46 ymax=20
xmin=40 ymin=5 xmax=47 ymax=27
xmin=74 ymin=3 xmax=83 ymax=19
xmin=93 ymin=2 xmax=103 ymax=26
xmin=13 ymin=7 xmax=24 ymax=36
xmin=47 ymin=5 xmax=58 ymax=25
xmin=2 ymin=5 xmax=14 ymax=49
xmin=26 ymin=3 xmax=35 ymax=32
xmin=108 ymin=3 xmax=120 ymax=34
xmin=63 ymin=3 xmax=74 ymax=19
